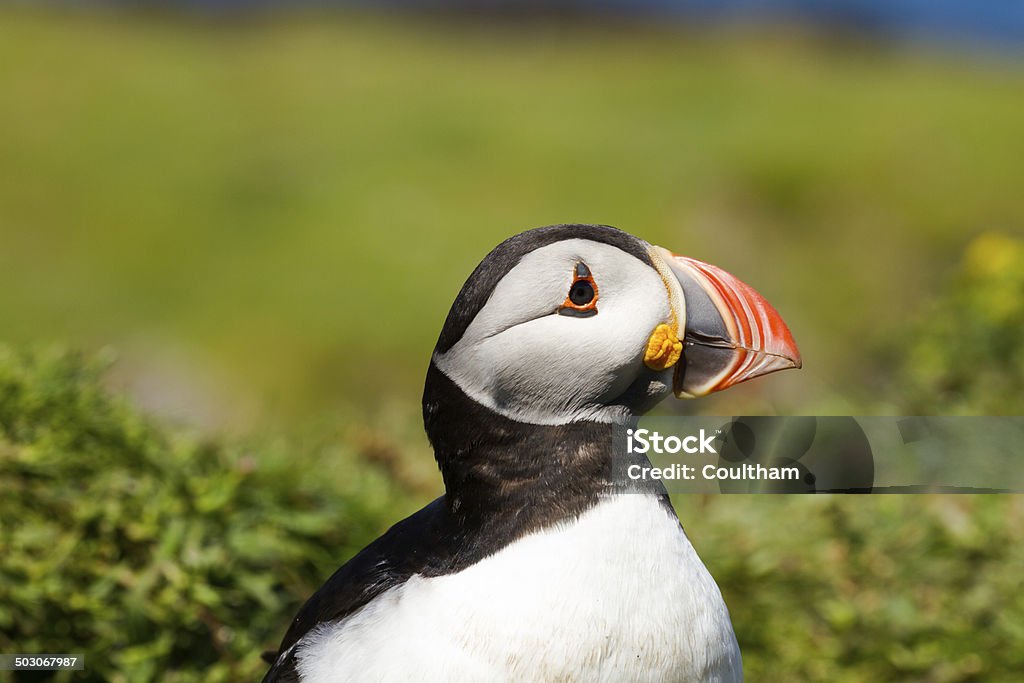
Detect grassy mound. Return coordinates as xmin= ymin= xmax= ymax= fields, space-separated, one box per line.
xmin=0 ymin=347 xmax=422 ymax=682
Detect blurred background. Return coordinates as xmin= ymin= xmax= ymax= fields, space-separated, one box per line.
xmin=0 ymin=1 xmax=1022 ymax=681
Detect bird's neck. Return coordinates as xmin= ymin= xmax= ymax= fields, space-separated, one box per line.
xmin=422 ymin=361 xmax=619 ymax=531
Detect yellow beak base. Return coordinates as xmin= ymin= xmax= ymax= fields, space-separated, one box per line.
xmin=643 ymin=323 xmax=683 ymax=371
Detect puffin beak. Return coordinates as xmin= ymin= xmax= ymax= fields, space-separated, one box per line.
xmin=651 ymin=246 xmax=802 ymax=398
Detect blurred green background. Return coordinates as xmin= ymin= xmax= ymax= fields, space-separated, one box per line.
xmin=0 ymin=6 xmax=1022 ymax=682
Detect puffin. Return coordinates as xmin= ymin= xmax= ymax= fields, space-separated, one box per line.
xmin=262 ymin=224 xmax=801 ymax=683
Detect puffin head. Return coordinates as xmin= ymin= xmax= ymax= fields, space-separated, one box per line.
xmin=427 ymin=224 xmax=801 ymax=428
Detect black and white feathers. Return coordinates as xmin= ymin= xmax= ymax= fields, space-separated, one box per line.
xmin=263 ymin=224 xmax=800 ymax=682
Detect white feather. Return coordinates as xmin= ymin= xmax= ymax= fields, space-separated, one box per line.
xmin=435 ymin=239 xmax=675 ymax=426
xmin=294 ymin=494 xmax=743 ymax=683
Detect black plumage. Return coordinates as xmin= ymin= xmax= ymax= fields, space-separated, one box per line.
xmin=262 ymin=225 xmax=669 ymax=681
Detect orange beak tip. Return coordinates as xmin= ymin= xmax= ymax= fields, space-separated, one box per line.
xmin=657 ymin=249 xmax=802 ymax=397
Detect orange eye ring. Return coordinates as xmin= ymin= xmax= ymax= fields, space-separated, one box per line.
xmin=559 ymin=262 xmax=599 ymax=314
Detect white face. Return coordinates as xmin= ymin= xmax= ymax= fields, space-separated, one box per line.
xmin=434 ymin=239 xmax=676 ymax=425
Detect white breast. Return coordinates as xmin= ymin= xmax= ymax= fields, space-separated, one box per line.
xmin=295 ymin=494 xmax=742 ymax=683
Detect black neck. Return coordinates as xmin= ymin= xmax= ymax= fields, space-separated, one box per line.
xmin=422 ymin=362 xmax=617 ymax=530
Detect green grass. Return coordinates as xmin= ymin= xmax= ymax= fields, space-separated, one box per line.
xmin=1 ymin=9 xmax=1022 ymax=421
xmin=1 ymin=7 xmax=1023 ymax=683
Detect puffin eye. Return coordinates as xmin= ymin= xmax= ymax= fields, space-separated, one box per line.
xmin=569 ymin=281 xmax=595 ymax=306
xmin=559 ymin=262 xmax=599 ymax=315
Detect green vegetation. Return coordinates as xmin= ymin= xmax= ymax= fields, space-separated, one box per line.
xmin=902 ymin=233 xmax=1024 ymax=415
xmin=3 ymin=241 xmax=1024 ymax=681
xmin=0 ymin=346 xmax=432 ymax=682
xmin=1 ymin=9 xmax=1022 ymax=419
xmin=0 ymin=7 xmax=1022 ymax=683
xmin=679 ymin=495 xmax=1024 ymax=683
